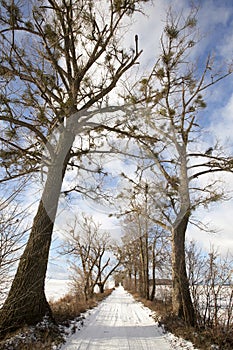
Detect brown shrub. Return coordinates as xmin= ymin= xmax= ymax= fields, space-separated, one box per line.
xmin=0 ymin=289 xmax=114 ymax=349
xmin=50 ymin=288 xmax=114 ymax=324
xmin=128 ymin=291 xmax=233 ymax=350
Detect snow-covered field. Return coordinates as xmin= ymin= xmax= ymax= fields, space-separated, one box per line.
xmin=0 ymin=278 xmax=70 ymax=307
xmin=60 ymin=286 xmax=199 ymax=350
xmin=45 ymin=278 xmax=71 ymax=301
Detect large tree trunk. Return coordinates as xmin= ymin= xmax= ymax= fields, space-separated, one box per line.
xmin=0 ymin=128 xmax=75 ymax=337
xmin=0 ymin=201 xmax=54 ymax=336
xmin=172 ymin=212 xmax=195 ymax=327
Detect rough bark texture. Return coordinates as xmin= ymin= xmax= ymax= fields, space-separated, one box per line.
xmin=150 ymin=239 xmax=156 ymax=301
xmin=0 ymin=202 xmax=54 ymax=336
xmin=172 ymin=212 xmax=196 ymax=327
xmin=0 ymin=129 xmax=74 ymax=338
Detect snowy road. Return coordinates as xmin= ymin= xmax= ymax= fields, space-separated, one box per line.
xmin=61 ymin=286 xmax=175 ymax=350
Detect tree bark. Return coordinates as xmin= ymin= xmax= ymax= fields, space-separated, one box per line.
xmin=98 ymin=282 xmax=104 ymax=294
xmin=150 ymin=238 xmax=156 ymax=301
xmin=133 ymin=268 xmax=137 ymax=291
xmin=172 ymin=212 xmax=196 ymax=326
xmin=145 ymin=233 xmax=150 ymax=300
xmin=139 ymin=236 xmax=146 ymax=297
xmin=0 ymin=128 xmax=75 ymax=337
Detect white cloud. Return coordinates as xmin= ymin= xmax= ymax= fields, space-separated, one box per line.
xmin=198 ymin=0 xmax=231 ymax=29
xmin=210 ymin=93 xmax=233 ymax=149
xmin=188 ymin=197 xmax=233 ymax=256
xmin=124 ymin=0 xmax=165 ymax=72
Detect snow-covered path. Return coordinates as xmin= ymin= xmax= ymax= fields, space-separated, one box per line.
xmin=61 ymin=286 xmax=174 ymax=350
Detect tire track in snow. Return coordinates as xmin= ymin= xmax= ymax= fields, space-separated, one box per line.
xmin=60 ymin=286 xmax=195 ymax=350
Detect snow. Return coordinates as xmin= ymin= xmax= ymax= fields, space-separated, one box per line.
xmin=1 ymin=278 xmax=70 ymax=307
xmin=45 ymin=279 xmax=71 ymax=301
xmin=60 ymin=286 xmax=199 ymax=350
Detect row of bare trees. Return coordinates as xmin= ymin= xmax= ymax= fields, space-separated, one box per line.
xmin=110 ymin=8 xmax=233 ymax=326
xmin=118 ymin=188 xmax=171 ymax=301
xmin=62 ymin=214 xmax=121 ymax=300
xmin=187 ymin=241 xmax=233 ymax=330
xmin=0 ymin=0 xmax=232 ymax=338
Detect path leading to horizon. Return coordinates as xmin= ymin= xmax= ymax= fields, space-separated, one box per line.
xmin=61 ymin=286 xmax=175 ymax=350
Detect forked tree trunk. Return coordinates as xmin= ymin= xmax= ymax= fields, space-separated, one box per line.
xmin=98 ymin=282 xmax=104 ymax=293
xmin=172 ymin=212 xmax=196 ymax=327
xmin=0 ymin=129 xmax=75 ymax=337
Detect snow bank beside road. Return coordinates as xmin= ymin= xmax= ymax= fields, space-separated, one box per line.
xmin=60 ymin=286 xmax=199 ymax=350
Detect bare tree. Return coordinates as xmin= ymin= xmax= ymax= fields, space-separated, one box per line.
xmin=119 ymin=184 xmax=151 ymax=298
xmin=186 ymin=241 xmax=233 ymax=331
xmin=149 ymin=227 xmax=171 ymax=301
xmin=120 ymin=226 xmax=141 ymax=291
xmin=64 ymin=215 xmax=100 ymax=301
xmin=120 ymin=189 xmax=171 ymax=300
xmin=0 ymin=185 xmax=30 ymax=305
xmin=93 ymin=240 xmax=121 ymax=294
xmin=0 ymin=208 xmax=22 ymax=303
xmin=63 ymin=214 xmax=121 ymax=299
xmin=0 ymin=0 xmax=149 ymax=335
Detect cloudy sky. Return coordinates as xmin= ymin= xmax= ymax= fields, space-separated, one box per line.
xmin=6 ymin=0 xmax=231 ymax=298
